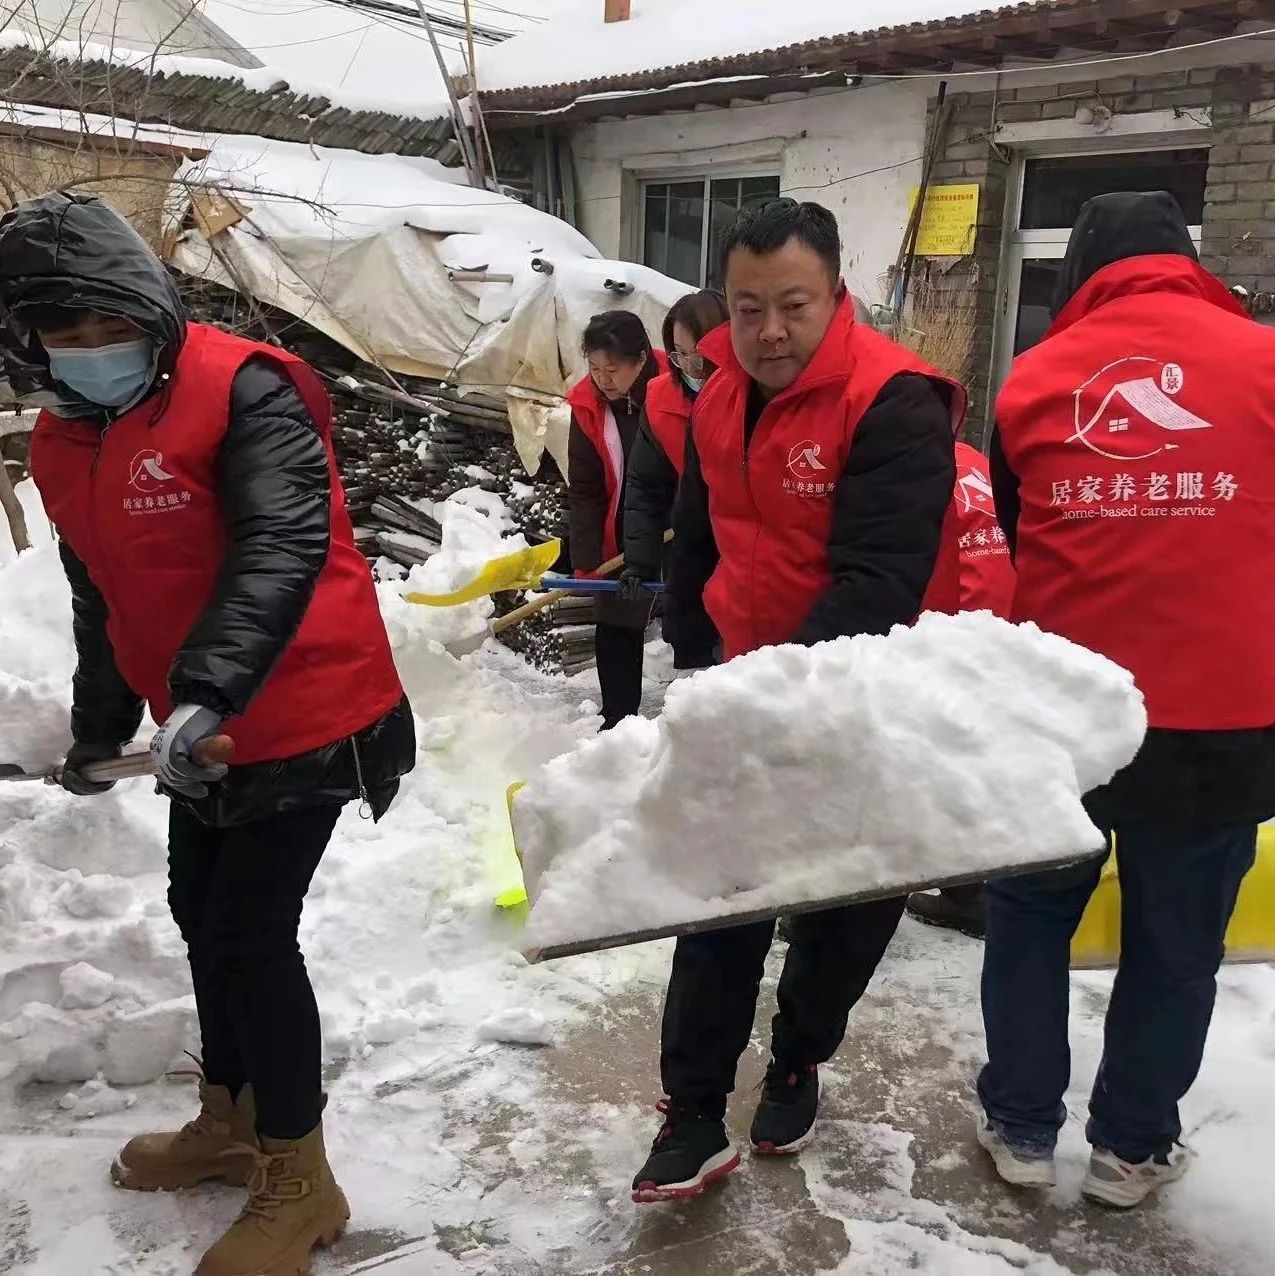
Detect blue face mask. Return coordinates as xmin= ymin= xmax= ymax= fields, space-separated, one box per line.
xmin=683 ymin=374 xmax=705 ymax=394
xmin=47 ymin=338 xmax=155 ymax=409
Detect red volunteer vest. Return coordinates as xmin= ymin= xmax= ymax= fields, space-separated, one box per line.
xmin=922 ymin=441 xmax=1015 ymax=619
xmin=997 ymin=254 xmax=1275 ymax=730
xmin=694 ymin=300 xmax=967 ymax=658
xmin=31 ymin=323 xmax=404 ymax=764
xmin=568 ymin=349 xmax=668 ymax=563
xmin=643 ymin=371 xmax=691 ymax=476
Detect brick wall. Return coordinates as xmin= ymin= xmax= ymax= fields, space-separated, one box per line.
xmin=921 ymin=63 xmax=1275 ymax=433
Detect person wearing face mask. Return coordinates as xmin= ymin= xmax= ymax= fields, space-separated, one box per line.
xmin=618 ymin=289 xmax=729 ymax=663
xmin=632 ymin=198 xmax=962 ymax=1204
xmin=568 ymin=310 xmax=666 ymax=729
xmin=0 ymin=192 xmax=416 ymax=1275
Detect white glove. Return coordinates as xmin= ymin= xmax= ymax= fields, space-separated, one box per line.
xmin=150 ymin=704 xmax=228 ymax=796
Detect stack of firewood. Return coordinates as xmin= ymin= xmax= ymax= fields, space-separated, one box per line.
xmin=174 ymin=274 xmax=587 ymax=671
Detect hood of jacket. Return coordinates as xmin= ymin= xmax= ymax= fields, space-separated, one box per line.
xmin=0 ymin=192 xmax=187 ymax=413
xmin=1050 ymin=190 xmax=1199 ymax=319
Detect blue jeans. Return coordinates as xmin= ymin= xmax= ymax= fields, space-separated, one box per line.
xmin=978 ymin=824 xmax=1256 ymax=1163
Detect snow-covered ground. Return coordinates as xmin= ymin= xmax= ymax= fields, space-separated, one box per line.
xmin=2 ymin=482 xmax=1273 ymax=1274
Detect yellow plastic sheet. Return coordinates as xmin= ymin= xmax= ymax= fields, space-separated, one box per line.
xmin=405 ymin=540 xmax=561 ymax=608
xmin=1072 ymin=826 xmax=1275 ymax=967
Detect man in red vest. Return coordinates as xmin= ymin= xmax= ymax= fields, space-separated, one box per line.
xmin=978 ymin=191 xmax=1274 ymax=1209
xmin=907 ymin=441 xmax=1016 ymax=937
xmin=631 ymin=198 xmax=963 ymax=1203
xmin=0 ymin=193 xmax=415 ymax=1273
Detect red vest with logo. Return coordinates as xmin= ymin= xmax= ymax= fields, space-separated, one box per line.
xmin=694 ymin=300 xmax=966 ymax=658
xmin=922 ymin=441 xmax=1015 ymax=619
xmin=30 ymin=322 xmax=405 ymax=764
xmin=997 ymin=254 xmax=1275 ymax=730
xmin=644 ymin=371 xmax=691 ymax=476
xmin=568 ymin=350 xmax=668 ymax=563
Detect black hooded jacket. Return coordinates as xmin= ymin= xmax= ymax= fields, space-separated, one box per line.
xmin=0 ymin=193 xmax=415 ymax=827
xmin=623 ymin=370 xmax=689 ymax=583
xmin=990 ymin=191 xmax=1275 ymax=826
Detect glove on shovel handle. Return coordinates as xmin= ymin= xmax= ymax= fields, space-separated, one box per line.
xmin=76 ymin=733 xmax=236 ymax=784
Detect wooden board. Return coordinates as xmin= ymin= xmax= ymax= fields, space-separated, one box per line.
xmin=522 ymin=852 xmax=1095 ymax=964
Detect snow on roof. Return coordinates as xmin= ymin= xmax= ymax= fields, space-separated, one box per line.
xmin=3 ymin=0 xmax=577 ymax=121
xmin=477 ymin=0 xmax=1043 ymax=98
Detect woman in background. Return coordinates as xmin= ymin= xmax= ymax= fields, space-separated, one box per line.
xmin=567 ymin=310 xmax=662 ymax=729
xmin=620 ymin=290 xmax=730 ymax=649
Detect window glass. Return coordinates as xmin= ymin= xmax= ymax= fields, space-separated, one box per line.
xmin=1020 ymin=150 xmax=1209 ymax=230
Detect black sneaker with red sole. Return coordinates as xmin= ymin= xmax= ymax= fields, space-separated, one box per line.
xmin=750 ymin=1062 xmax=819 ymax=1155
xmin=632 ymin=1108 xmax=740 ymax=1204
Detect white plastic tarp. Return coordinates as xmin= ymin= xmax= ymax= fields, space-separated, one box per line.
xmin=166 ymin=135 xmax=690 ymax=474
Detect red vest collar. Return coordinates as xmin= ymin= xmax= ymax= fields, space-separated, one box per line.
xmin=697 ymin=297 xmax=858 ymax=404
xmin=567 ymin=347 xmax=668 ymax=410
xmin=1049 ymin=255 xmax=1247 ymax=338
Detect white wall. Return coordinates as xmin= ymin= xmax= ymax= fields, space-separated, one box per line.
xmin=571 ymin=79 xmax=932 ymax=305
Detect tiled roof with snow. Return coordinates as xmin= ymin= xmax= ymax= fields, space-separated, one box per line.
xmin=475 ymin=0 xmax=1249 ymax=112
xmin=3 ymin=0 xmax=578 ymax=122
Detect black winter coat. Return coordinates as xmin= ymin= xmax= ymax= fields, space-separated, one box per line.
xmin=666 ymin=373 xmax=955 ymax=669
xmin=623 ymin=411 xmax=681 ymax=582
xmin=568 ymin=355 xmax=660 ymax=629
xmin=0 ymin=193 xmax=416 ymax=827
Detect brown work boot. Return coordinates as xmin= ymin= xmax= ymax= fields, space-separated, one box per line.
xmin=195 ymin=1123 xmax=349 ymax=1276
xmin=111 ymin=1081 xmax=257 ymax=1191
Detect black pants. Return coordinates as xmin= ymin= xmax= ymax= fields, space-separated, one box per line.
xmin=168 ymin=803 xmax=341 ymax=1140
xmin=594 ymin=622 xmax=645 ymax=730
xmin=660 ymin=896 xmax=907 ymax=1117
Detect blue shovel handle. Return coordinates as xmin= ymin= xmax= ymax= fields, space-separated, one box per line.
xmin=540 ymin=574 xmax=665 ymax=595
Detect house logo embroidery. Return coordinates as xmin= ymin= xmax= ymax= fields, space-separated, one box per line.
xmin=955 ymin=463 xmax=995 ymax=514
xmin=128 ymin=450 xmax=176 ymax=493
xmin=1069 ymin=356 xmax=1214 ymax=461
xmin=783 ymin=440 xmax=835 ymax=496
xmin=124 ymin=450 xmax=193 ymax=515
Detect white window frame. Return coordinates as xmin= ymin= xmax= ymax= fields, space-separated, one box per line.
xmin=990 ymin=139 xmax=1209 ymax=410
xmin=636 ymin=166 xmax=781 ymax=287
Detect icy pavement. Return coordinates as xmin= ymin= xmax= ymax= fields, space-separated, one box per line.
xmin=3 ymin=921 xmax=1274 ymax=1275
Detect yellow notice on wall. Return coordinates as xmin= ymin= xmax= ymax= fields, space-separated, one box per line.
xmin=908 ymin=183 xmax=980 ymax=256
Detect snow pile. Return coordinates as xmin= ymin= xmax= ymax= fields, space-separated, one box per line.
xmin=0 ymin=483 xmax=72 ymax=770
xmin=477 ymin=1007 xmax=554 ymax=1047
xmin=479 ymin=0 xmax=1016 ymax=94
xmin=517 ymin=612 xmax=1147 ymax=956
xmin=379 ymin=487 xmax=527 ymax=649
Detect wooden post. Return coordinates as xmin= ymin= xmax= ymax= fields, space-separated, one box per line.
xmin=604 ymin=0 xmax=631 ymax=22
xmin=0 ymin=457 xmax=30 ymax=555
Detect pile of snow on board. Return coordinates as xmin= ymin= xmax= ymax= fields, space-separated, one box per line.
xmin=515 ymin=611 xmax=1147 ymax=959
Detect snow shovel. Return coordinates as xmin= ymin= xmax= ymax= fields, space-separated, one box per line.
xmin=0 ymin=735 xmax=235 ymax=785
xmin=403 ymin=538 xmax=562 ymax=607
xmin=488 ymin=531 xmax=674 ymax=640
xmin=535 ymin=575 xmax=664 ymax=595
xmin=494 ymin=781 xmax=528 ymax=911
xmin=1071 ymin=829 xmax=1275 ymax=968
xmin=515 ymin=845 xmax=1093 ymax=966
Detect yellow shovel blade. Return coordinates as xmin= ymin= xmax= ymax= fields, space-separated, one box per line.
xmin=494 ymin=782 xmax=528 ymax=911
xmin=406 ymin=540 xmax=561 ymax=608
xmin=1071 ymin=826 xmax=1275 ymax=968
